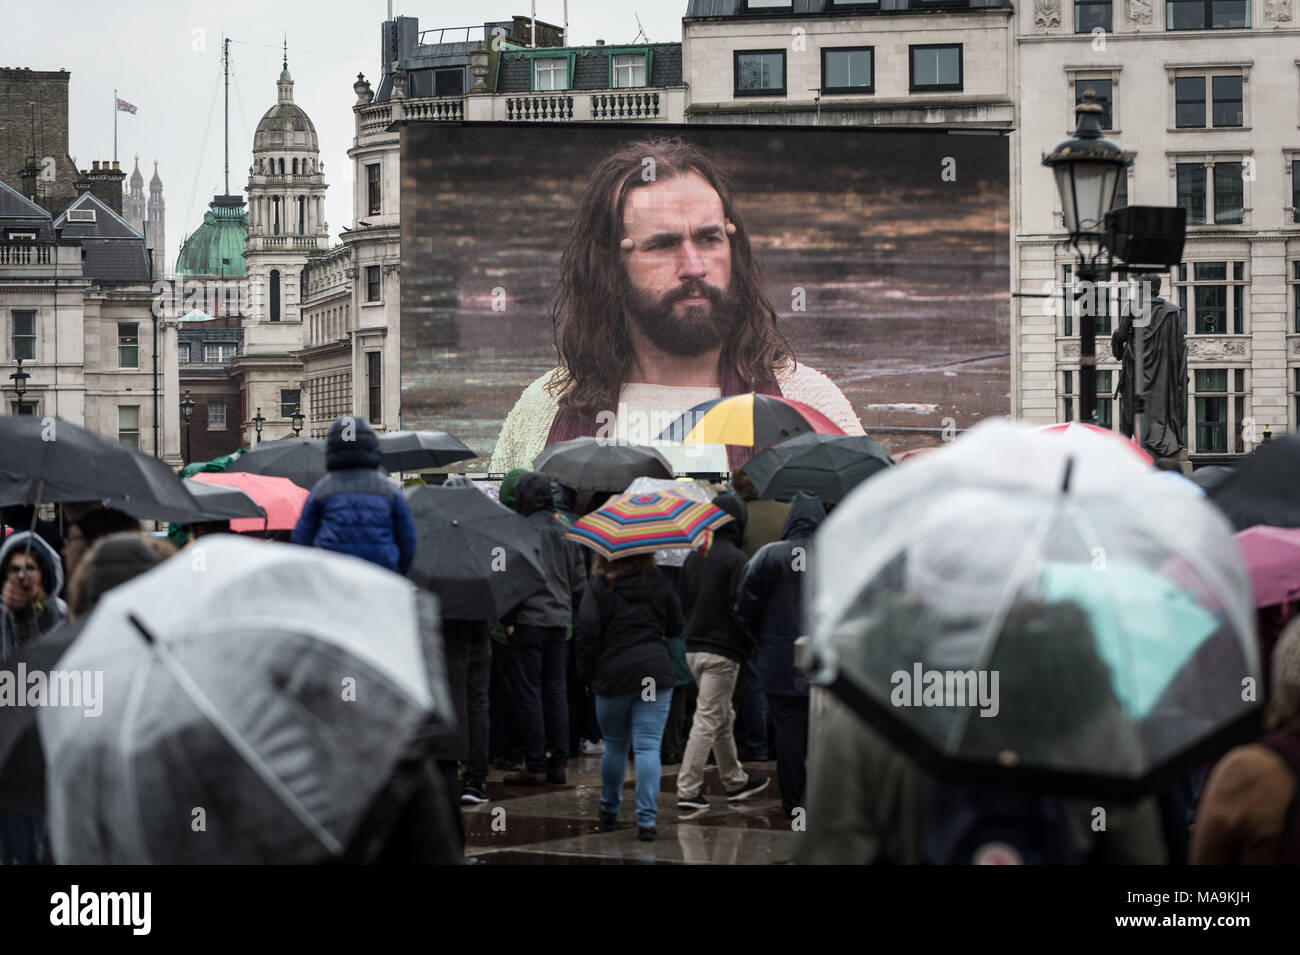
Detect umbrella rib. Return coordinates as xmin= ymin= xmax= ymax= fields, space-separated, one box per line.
xmin=133 ymin=621 xmax=346 ymax=857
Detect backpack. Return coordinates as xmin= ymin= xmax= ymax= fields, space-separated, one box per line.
xmin=1259 ymin=731 xmax=1300 ymax=865
xmin=918 ymin=781 xmax=1084 ymax=865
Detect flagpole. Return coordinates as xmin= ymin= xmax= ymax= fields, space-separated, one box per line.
xmin=113 ymin=87 xmax=117 ymax=163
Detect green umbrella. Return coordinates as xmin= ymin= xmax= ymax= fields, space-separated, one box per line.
xmin=181 ymin=449 xmax=246 ymax=479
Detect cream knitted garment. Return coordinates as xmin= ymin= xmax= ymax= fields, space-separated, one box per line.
xmin=487 ymin=362 xmax=866 ymax=473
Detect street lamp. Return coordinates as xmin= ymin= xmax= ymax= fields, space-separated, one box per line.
xmin=252 ymin=406 xmax=265 ymax=445
xmin=9 ymin=357 xmax=30 ymax=414
xmin=180 ymin=389 xmax=196 ymax=464
xmin=1043 ymin=88 xmax=1133 ymax=425
xmin=290 ymin=405 xmax=305 ymax=436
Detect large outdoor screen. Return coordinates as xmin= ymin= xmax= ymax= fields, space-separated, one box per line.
xmin=400 ymin=122 xmax=1009 ymax=474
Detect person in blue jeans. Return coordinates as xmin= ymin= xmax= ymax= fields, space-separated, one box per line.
xmin=576 ymin=552 xmax=683 ymax=841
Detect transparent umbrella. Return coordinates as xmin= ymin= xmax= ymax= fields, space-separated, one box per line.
xmin=806 ymin=419 xmax=1259 ymax=801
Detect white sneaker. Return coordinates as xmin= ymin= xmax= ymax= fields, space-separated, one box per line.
xmin=581 ymin=739 xmax=605 ymax=755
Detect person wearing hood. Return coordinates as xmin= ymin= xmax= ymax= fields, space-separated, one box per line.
xmin=501 ymin=471 xmax=587 ymax=785
xmin=576 ymin=552 xmax=682 ymax=841
xmin=292 ymin=415 xmax=417 ymax=575
xmin=734 ymin=490 xmax=825 ymax=817
xmin=0 ymin=532 xmax=67 ymax=666
xmin=0 ymin=532 xmax=173 ymax=864
xmin=676 ymin=494 xmax=770 ymax=811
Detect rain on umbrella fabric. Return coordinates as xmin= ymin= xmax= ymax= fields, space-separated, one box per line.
xmin=405 ymin=485 xmax=548 ymax=620
xmin=656 ymin=393 xmax=844 ymax=447
xmin=189 ymin=472 xmax=308 ymax=532
xmin=38 ymin=536 xmax=453 ymax=864
xmin=740 ymin=431 xmax=893 ymax=503
xmin=1234 ymin=525 xmax=1300 ymax=610
xmin=225 ymin=436 xmax=327 ymax=490
xmin=565 ymin=491 xmax=734 ymax=561
xmin=623 ymin=476 xmax=719 ymax=567
xmin=532 ymin=436 xmax=673 ymax=492
xmin=378 ymin=431 xmax=476 ymax=472
xmin=806 ymin=418 xmax=1258 ymax=800
xmin=0 ymin=414 xmax=204 ymax=523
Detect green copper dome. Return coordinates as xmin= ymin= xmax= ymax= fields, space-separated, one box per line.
xmin=176 ymin=195 xmax=248 ymax=277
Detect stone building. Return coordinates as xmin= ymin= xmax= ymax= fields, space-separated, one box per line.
xmin=1013 ymin=0 xmax=1300 ymax=464
xmin=122 ymin=155 xmax=165 ymax=281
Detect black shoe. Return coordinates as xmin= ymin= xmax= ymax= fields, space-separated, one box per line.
xmin=493 ymin=758 xmax=524 ymax=773
xmin=600 ymin=812 xmax=618 ymax=832
xmin=545 ymin=765 xmax=567 ymax=785
xmin=726 ymin=775 xmax=771 ymax=802
xmin=661 ymin=752 xmax=682 ymax=765
xmin=460 ymin=781 xmax=489 ymax=805
xmin=677 ymin=793 xmax=709 ymax=811
xmin=503 ymin=771 xmax=547 ymax=786
xmin=638 ymin=826 xmax=656 ymax=842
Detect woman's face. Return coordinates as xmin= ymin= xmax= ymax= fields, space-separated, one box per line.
xmin=5 ymin=552 xmax=44 ymax=595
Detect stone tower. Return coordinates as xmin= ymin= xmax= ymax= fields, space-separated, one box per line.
xmin=147 ymin=159 xmax=165 ymax=279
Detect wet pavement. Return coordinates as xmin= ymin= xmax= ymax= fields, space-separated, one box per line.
xmin=464 ymin=754 xmax=796 ymax=865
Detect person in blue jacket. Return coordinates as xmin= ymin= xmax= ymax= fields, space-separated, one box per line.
xmin=292 ymin=416 xmax=417 ymax=575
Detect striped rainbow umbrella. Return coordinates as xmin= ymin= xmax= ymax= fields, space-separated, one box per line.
xmin=565 ymin=491 xmax=735 ymax=560
xmin=656 ymin=392 xmax=844 ymax=447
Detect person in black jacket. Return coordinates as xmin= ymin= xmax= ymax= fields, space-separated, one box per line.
xmin=676 ymin=494 xmax=770 ymax=811
xmin=576 ymin=553 xmax=681 ymax=841
xmin=502 ymin=472 xmax=587 ymax=786
xmin=735 ymin=490 xmax=824 ymax=818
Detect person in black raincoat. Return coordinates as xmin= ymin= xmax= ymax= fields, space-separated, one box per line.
xmin=735 ymin=490 xmax=825 ymax=817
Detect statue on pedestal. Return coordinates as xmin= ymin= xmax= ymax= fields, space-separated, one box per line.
xmin=1111 ymin=274 xmax=1187 ymax=462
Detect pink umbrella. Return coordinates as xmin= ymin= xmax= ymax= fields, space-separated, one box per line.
xmin=1234 ymin=525 xmax=1300 ymax=610
xmin=1034 ymin=421 xmax=1153 ymax=466
xmin=190 ymin=472 xmax=309 ymax=533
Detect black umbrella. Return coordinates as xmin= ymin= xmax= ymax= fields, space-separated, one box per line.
xmin=532 ymin=437 xmax=673 ymax=492
xmin=741 ymin=432 xmax=893 ymax=504
xmin=1209 ymin=436 xmax=1300 ymax=531
xmin=0 ymin=414 xmax=203 ymax=523
xmin=379 ymin=431 xmax=476 ymax=472
xmin=405 ymin=485 xmax=547 ymax=620
xmin=182 ymin=479 xmax=267 ymax=522
xmin=226 ymin=436 xmax=327 ymax=490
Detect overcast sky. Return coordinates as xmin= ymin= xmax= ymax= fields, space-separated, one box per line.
xmin=0 ymin=0 xmax=687 ymax=274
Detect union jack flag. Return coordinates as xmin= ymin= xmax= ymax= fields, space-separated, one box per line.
xmin=116 ymin=98 xmax=137 ymax=114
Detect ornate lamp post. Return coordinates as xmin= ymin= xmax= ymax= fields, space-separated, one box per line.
xmin=8 ymin=358 xmax=30 ymax=414
xmin=180 ymin=389 xmax=196 ymax=464
xmin=1043 ymin=89 xmax=1133 ymax=425
xmin=290 ymin=405 xmax=305 ymax=436
xmin=252 ymin=406 xmax=266 ymax=445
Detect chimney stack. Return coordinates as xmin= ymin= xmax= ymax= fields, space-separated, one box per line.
xmin=86 ymin=159 xmax=126 ymax=215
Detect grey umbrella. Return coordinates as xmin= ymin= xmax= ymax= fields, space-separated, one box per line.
xmin=38 ymin=536 xmax=454 ymax=863
xmin=225 ymin=436 xmax=328 ymax=489
xmin=741 ymin=432 xmax=893 ymax=503
xmin=379 ymin=431 xmax=476 ymax=472
xmin=532 ymin=437 xmax=673 ymax=491
xmin=181 ymin=479 xmax=267 ymax=522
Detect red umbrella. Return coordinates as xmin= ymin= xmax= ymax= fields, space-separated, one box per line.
xmin=1234 ymin=525 xmax=1300 ymax=611
xmin=190 ymin=473 xmax=309 ymax=532
xmin=1034 ymin=422 xmax=1153 ymax=466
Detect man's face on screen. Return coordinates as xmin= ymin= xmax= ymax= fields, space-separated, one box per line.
xmin=620 ymin=170 xmax=740 ymax=358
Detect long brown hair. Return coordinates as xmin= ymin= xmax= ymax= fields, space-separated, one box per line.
xmin=592 ymin=552 xmax=657 ymax=586
xmin=548 ymin=138 xmax=793 ymax=414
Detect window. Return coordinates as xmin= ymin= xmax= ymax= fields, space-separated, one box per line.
xmin=367 ymin=163 xmax=381 ymax=216
xmin=203 ymin=343 xmax=236 ymax=363
xmin=434 ymin=67 xmax=464 ymax=97
xmin=66 ymin=209 xmax=96 ymax=223
xmin=1175 ymin=161 xmax=1248 ymax=226
xmin=367 ymin=351 xmax=382 ymax=425
xmin=1177 ymin=164 xmax=1206 ymax=224
xmin=1213 ymin=162 xmax=1244 ymax=224
xmin=1294 ymin=160 xmax=1300 ymax=225
xmin=118 ymin=405 xmax=140 ymax=451
xmin=612 ymin=54 xmax=647 ymax=88
xmin=910 ymin=45 xmax=962 ymax=93
xmin=1175 ymin=77 xmax=1205 ymax=128
xmin=1175 ymin=74 xmax=1244 ymax=129
xmin=1293 ymin=261 xmax=1300 ymax=331
xmin=1075 ymin=0 xmax=1112 ymax=32
xmin=1061 ymin=264 xmax=1116 ymax=336
xmin=534 ymin=57 xmax=568 ymax=92
xmin=735 ymin=50 xmax=786 ymax=97
xmin=743 ymin=0 xmax=793 ymax=8
xmin=178 ymin=342 xmax=190 ymax=364
xmin=1173 ymin=261 xmax=1247 ymax=334
xmin=298 ymin=196 xmax=305 ymax=235
xmin=270 ymin=269 xmax=281 ymax=322
xmin=1192 ymin=368 xmax=1246 ymax=454
xmin=208 ymin=400 xmax=226 ymax=430
xmin=118 ymin=323 xmax=139 ymax=369
xmin=10 ymin=401 xmax=38 ymax=416
xmin=273 ymin=196 xmax=281 ymax=235
xmin=12 ymin=310 xmax=35 ymax=361
xmin=1211 ymin=76 xmax=1243 ymax=127
xmin=6 ymin=230 xmax=36 ymax=241
xmin=280 ymin=389 xmax=301 ymax=419
xmin=1060 ymin=368 xmax=1119 ymax=427
xmin=366 ymin=265 xmax=381 ymax=302
xmin=1076 ymin=80 xmax=1113 ymax=130
xmin=1166 ymin=0 xmax=1249 ymax=30
xmin=822 ymin=48 xmax=874 ymax=94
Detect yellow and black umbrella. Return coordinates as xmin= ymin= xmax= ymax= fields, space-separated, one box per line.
xmin=656 ymin=393 xmax=844 ymax=447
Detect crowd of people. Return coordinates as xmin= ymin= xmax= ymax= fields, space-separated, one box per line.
xmin=4 ymin=413 xmax=1300 ymax=866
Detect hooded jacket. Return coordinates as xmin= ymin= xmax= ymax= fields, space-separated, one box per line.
xmin=292 ymin=417 xmax=418 ymax=575
xmin=679 ymin=494 xmax=752 ymax=662
xmin=0 ymin=532 xmax=67 ymax=665
xmin=506 ymin=471 xmax=586 ymax=629
xmin=734 ymin=491 xmax=825 ymax=697
xmin=576 ymin=568 xmax=682 ymax=697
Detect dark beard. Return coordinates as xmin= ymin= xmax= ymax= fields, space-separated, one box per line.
xmin=625 ymin=278 xmax=741 ymax=358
